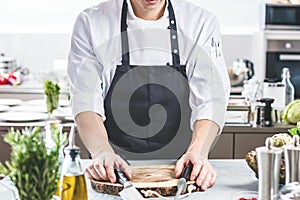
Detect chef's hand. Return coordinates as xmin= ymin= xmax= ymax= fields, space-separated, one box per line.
xmin=84 ymin=152 xmax=132 ymax=183
xmin=175 ymin=152 xmax=216 ymax=191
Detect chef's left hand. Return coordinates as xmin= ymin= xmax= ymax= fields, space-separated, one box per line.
xmin=175 ymin=152 xmax=216 ymax=191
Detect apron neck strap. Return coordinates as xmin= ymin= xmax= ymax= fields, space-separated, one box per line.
xmin=120 ymin=0 xmax=181 ymax=66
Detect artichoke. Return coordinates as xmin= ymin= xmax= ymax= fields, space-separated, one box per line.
xmin=245 ymin=133 xmax=293 ymax=184
xmin=245 ymin=151 xmax=257 ymax=174
xmin=272 ymin=133 xmax=293 ymax=147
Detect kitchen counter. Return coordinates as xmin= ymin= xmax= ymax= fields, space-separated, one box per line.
xmin=223 ymin=123 xmax=294 ymax=133
xmin=82 ymin=159 xmax=258 ymax=200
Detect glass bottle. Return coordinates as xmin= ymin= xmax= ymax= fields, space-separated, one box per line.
xmin=44 ymin=120 xmax=64 ymax=196
xmin=60 ymin=126 xmax=88 ymax=200
xmin=282 ymin=67 xmax=295 ymax=106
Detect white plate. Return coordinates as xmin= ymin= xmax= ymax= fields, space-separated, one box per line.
xmin=26 ymin=99 xmax=45 ymax=106
xmin=0 ymin=105 xmax=10 ymax=112
xmin=10 ymin=105 xmax=47 ymax=113
xmin=27 ymin=99 xmax=70 ymax=107
xmin=52 ymin=107 xmax=73 ymax=121
xmin=0 ymin=99 xmax=22 ymax=106
xmin=0 ymin=112 xmax=48 ymax=122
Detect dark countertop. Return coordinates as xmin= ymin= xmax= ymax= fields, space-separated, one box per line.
xmin=223 ymin=123 xmax=294 ymax=133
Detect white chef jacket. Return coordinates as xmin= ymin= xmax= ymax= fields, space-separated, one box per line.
xmin=68 ymin=0 xmax=230 ymax=132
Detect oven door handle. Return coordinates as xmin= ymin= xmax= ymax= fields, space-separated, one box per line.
xmin=279 ymin=54 xmax=300 ymax=61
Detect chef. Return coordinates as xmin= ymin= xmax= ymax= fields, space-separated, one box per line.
xmin=68 ymin=0 xmax=230 ymax=191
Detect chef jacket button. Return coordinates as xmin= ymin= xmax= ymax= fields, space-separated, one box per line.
xmin=172 ymin=35 xmax=176 ymax=40
xmin=171 ymin=20 xmax=175 ymax=24
xmin=173 ymin=49 xmax=178 ymax=54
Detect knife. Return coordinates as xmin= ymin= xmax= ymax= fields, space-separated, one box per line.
xmin=174 ymin=163 xmax=193 ymax=200
xmin=114 ymin=169 xmax=144 ymax=200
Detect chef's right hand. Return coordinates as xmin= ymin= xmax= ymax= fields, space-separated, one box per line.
xmin=84 ymin=152 xmax=131 ymax=183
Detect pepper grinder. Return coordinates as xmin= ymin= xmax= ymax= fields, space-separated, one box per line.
xmin=284 ymin=135 xmax=300 ymax=184
xmin=257 ymin=98 xmax=275 ymax=127
xmin=256 ymin=137 xmax=283 ymax=200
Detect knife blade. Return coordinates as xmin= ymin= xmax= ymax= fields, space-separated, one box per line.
xmin=174 ymin=163 xmax=193 ymax=200
xmin=114 ymin=169 xmax=144 ymax=200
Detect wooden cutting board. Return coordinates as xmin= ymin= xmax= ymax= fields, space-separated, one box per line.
xmin=91 ymin=165 xmax=201 ymax=198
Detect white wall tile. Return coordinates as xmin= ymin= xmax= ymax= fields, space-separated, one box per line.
xmin=0 ymin=0 xmax=268 ymax=77
xmin=0 ymin=34 xmax=70 ymax=73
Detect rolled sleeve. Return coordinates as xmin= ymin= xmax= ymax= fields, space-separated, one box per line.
xmin=67 ymin=12 xmax=105 ymax=120
xmin=188 ymin=17 xmax=230 ymax=134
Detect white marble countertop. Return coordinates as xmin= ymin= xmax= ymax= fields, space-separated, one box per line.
xmin=82 ymin=159 xmax=258 ymax=200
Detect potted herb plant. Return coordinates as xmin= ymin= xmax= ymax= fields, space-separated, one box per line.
xmin=0 ymin=127 xmax=66 ymax=200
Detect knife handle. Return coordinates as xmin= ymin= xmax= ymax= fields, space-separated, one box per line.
xmin=114 ymin=169 xmax=130 ymax=186
xmin=181 ymin=163 xmax=193 ymax=180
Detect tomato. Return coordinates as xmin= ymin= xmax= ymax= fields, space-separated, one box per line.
xmin=7 ymin=72 xmax=21 ymax=86
xmin=0 ymin=74 xmax=8 ymax=84
xmin=238 ymin=198 xmax=257 ymax=200
xmin=8 ymin=73 xmax=17 ymax=80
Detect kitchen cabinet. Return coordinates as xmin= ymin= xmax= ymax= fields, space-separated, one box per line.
xmin=208 ymin=125 xmax=293 ymax=159
xmin=234 ymin=133 xmax=273 ymax=159
xmin=209 ymin=134 xmax=234 ymax=159
xmin=0 ymin=134 xmax=11 ymax=163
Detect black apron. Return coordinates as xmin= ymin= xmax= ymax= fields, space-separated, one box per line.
xmin=104 ymin=0 xmax=192 ymax=159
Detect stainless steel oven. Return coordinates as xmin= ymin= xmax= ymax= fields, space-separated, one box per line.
xmin=265 ymin=4 xmax=300 ymax=30
xmin=266 ymin=39 xmax=300 ymax=98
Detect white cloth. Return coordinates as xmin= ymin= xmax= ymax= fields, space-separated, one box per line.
xmin=0 ymin=176 xmax=20 ymax=200
xmin=67 ymin=0 xmax=230 ymax=132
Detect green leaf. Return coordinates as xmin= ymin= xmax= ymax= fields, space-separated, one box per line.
xmin=288 ymin=127 xmax=300 ymax=136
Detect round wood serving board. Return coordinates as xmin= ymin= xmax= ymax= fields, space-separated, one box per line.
xmin=91 ymin=164 xmax=200 ymax=197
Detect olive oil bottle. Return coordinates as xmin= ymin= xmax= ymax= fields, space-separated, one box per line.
xmin=60 ymin=125 xmax=88 ymax=200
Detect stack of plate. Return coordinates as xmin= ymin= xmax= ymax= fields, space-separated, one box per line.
xmin=0 ymin=98 xmax=22 ymax=107
xmin=0 ymin=98 xmax=72 ymax=122
xmin=0 ymin=98 xmax=47 ymax=122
